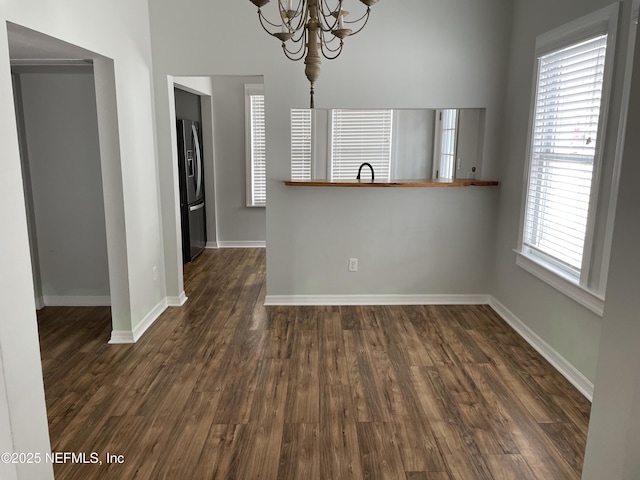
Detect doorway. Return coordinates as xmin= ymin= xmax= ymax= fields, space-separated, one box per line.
xmin=12 ymin=66 xmax=110 ymax=311
xmin=6 ymin=23 xmax=129 ymax=340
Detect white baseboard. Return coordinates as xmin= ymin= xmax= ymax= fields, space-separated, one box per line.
xmin=217 ymin=241 xmax=266 ymax=248
xmin=167 ymin=291 xmax=188 ymax=307
xmin=205 ymin=241 xmax=218 ymax=249
xmin=108 ymin=298 xmax=168 ymax=344
xmin=108 ymin=330 xmax=135 ymax=344
xmin=488 ymin=296 xmax=594 ymax=401
xmin=34 ymin=296 xmax=45 ymax=310
xmin=264 ymin=294 xmax=491 ymax=306
xmin=42 ymin=295 xmax=111 ymax=307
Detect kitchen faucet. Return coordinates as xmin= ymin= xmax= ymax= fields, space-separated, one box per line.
xmin=356 ymin=162 xmax=375 ymax=182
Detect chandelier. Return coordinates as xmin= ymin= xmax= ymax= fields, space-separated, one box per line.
xmin=249 ymin=0 xmax=379 ymax=108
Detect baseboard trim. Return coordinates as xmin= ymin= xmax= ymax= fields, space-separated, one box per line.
xmin=34 ymin=296 xmax=45 ymax=310
xmin=217 ymin=241 xmax=266 ymax=248
xmin=264 ymin=294 xmax=491 ymax=306
xmin=42 ymin=295 xmax=111 ymax=307
xmin=488 ymin=296 xmax=594 ymax=401
xmin=167 ymin=291 xmax=188 ymax=307
xmin=205 ymin=241 xmax=218 ymax=249
xmin=108 ymin=298 xmax=168 ymax=345
xmin=108 ymin=330 xmax=135 ymax=344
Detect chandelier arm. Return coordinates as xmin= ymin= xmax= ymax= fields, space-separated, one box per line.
xmin=319 ymin=39 xmax=344 ymax=60
xmin=283 ymin=44 xmax=308 ymax=61
xmin=289 ymin=0 xmax=308 ymax=31
xmin=316 ymin=3 xmax=340 ymax=31
xmin=282 ymin=37 xmax=307 ymax=60
xmin=257 ymin=11 xmax=282 ymax=33
xmin=344 ymin=9 xmax=369 ymax=25
xmin=343 ymin=8 xmax=371 ymax=36
xmin=319 ymin=0 xmax=340 ymax=17
xmin=319 ymin=30 xmax=343 ymax=51
xmin=289 ymin=27 xmax=307 ymax=44
xmin=289 ymin=12 xmax=306 ymax=32
xmin=321 ymin=34 xmax=341 ymax=47
xmin=281 ymin=25 xmax=308 ymax=60
xmin=344 ymin=7 xmax=371 ymax=37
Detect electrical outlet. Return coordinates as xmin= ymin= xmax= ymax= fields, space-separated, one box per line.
xmin=153 ymin=266 xmax=158 ymax=281
xmin=348 ymin=258 xmax=358 ymax=272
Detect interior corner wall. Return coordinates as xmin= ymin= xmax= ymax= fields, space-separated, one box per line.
xmin=11 ymin=73 xmax=43 ymax=307
xmin=582 ymin=10 xmax=640 ymax=478
xmin=148 ymin=0 xmax=513 ymax=300
xmin=1 ymin=0 xmax=163 ymax=476
xmin=490 ymin=0 xmax=634 ymax=384
xmin=17 ymin=71 xmax=110 ymax=305
xmin=211 ymin=75 xmax=266 ymax=244
xmin=0 ymin=29 xmax=53 ymax=478
xmin=0 ymin=347 xmax=19 ymax=480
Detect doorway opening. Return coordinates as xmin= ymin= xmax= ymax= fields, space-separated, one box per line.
xmin=7 ymin=23 xmax=128 ymax=342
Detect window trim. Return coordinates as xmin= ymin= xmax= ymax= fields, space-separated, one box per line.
xmin=244 ymin=83 xmax=266 ymax=208
xmin=515 ymin=3 xmax=620 ymax=314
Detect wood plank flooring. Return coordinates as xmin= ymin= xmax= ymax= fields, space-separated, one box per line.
xmin=37 ymin=248 xmax=591 ymax=479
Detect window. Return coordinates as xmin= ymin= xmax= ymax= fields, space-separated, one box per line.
xmin=517 ymin=5 xmax=619 ymax=315
xmin=433 ymin=109 xmax=459 ymax=180
xmin=245 ymin=84 xmax=266 ymax=207
xmin=329 ymin=109 xmax=393 ymax=181
xmin=291 ymin=108 xmax=312 ymax=181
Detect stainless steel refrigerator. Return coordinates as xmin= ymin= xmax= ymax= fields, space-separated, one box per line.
xmin=177 ymin=119 xmax=206 ymax=263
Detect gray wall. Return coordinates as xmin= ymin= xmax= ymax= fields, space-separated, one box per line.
xmin=456 ymin=108 xmax=485 ymax=179
xmin=491 ymin=0 xmax=633 ymax=384
xmin=582 ymin=6 xmax=640 ymax=477
xmin=149 ymin=0 xmax=513 ymax=301
xmin=211 ymin=75 xmax=266 ymax=245
xmin=1 ymin=2 xmax=163 ymax=475
xmin=12 ymin=73 xmax=42 ymax=305
xmin=15 ymin=71 xmax=110 ymax=305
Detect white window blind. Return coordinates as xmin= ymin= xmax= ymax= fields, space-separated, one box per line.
xmin=437 ymin=109 xmax=458 ymax=180
xmin=291 ymin=109 xmax=312 ymax=181
xmin=330 ymin=109 xmax=393 ymax=181
xmin=523 ymin=34 xmax=608 ymax=278
xmin=248 ymin=92 xmax=266 ymax=206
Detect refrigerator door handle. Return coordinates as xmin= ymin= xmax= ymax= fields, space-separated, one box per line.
xmin=189 ymin=202 xmax=205 ymax=212
xmin=192 ymin=124 xmax=203 ymax=199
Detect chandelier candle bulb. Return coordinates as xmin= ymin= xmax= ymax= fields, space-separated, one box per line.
xmin=249 ymin=0 xmax=379 ymax=108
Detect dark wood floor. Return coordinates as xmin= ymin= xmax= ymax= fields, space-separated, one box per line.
xmin=37 ymin=248 xmax=591 ymax=479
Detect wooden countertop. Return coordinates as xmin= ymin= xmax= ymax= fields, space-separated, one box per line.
xmin=284 ymin=178 xmax=499 ymax=188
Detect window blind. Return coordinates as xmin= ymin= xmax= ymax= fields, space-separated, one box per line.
xmin=330 ymin=109 xmax=393 ymax=181
xmin=291 ymin=109 xmax=312 ymax=181
xmin=523 ymin=34 xmax=608 ymax=277
xmin=438 ymin=109 xmax=458 ymax=180
xmin=250 ymin=94 xmax=266 ymax=206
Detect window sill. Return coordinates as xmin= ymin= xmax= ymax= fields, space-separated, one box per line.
xmin=514 ymin=250 xmax=605 ymax=317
